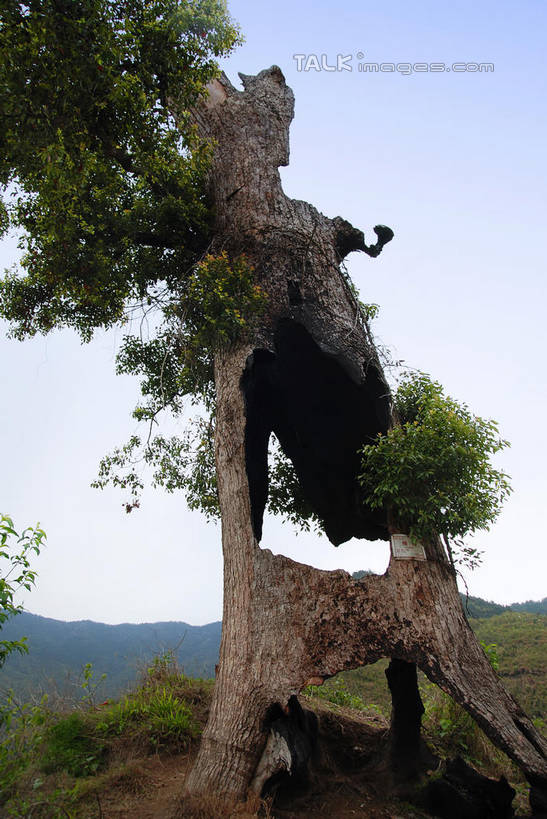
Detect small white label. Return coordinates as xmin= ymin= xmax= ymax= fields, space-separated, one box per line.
xmin=391 ymin=534 xmax=427 ymax=560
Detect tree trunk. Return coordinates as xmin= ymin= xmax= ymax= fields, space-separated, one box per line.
xmin=183 ymin=66 xmax=546 ymax=807
xmin=385 ymin=658 xmax=434 ymax=785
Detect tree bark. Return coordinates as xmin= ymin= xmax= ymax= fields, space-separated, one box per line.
xmin=182 ymin=66 xmax=546 ymax=807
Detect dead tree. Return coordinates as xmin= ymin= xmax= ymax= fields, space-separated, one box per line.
xmin=183 ymin=66 xmax=547 ymax=807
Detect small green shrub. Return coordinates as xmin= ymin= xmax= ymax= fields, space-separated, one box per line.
xmin=480 ymin=640 xmax=499 ymax=672
xmin=359 ymin=372 xmax=512 ymax=568
xmin=97 ymin=684 xmax=200 ymax=752
xmin=0 ymin=692 xmax=49 ymax=803
xmin=419 ymin=681 xmax=516 ymax=780
xmin=79 ymin=661 xmax=107 ymax=707
xmin=145 ymin=648 xmax=179 ymax=682
xmin=41 ymin=713 xmax=106 ymax=778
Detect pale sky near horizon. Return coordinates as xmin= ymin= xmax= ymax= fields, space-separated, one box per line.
xmin=1 ymin=0 xmax=546 ymax=625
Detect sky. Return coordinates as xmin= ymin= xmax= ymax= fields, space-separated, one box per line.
xmin=1 ymin=0 xmax=546 ymax=625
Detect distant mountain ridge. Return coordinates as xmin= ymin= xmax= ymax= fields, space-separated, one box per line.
xmin=0 ymin=592 xmax=545 ymax=704
xmin=0 ymin=611 xmax=221 ymax=700
xmin=458 ymin=594 xmax=547 ymax=618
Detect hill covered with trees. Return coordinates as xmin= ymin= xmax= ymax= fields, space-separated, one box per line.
xmin=461 ymin=595 xmax=547 ymax=619
xmin=0 ymin=612 xmax=221 ymax=700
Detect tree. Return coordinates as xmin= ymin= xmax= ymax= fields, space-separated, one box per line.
xmin=0 ymin=515 xmax=46 ymax=667
xmin=0 ymin=0 xmax=240 ymax=338
xmin=180 ymin=67 xmax=546 ymax=806
xmin=1 ymin=3 xmax=545 ymax=813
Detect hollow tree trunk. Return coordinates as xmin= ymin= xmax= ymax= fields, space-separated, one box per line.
xmin=183 ymin=67 xmax=546 ymax=806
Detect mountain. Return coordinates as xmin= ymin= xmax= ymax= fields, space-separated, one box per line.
xmin=508 ymin=598 xmax=547 ymax=615
xmin=0 ymin=612 xmax=221 ymax=701
xmin=459 ymin=594 xmax=547 ymax=618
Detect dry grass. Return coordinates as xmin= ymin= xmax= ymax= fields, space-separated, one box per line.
xmin=176 ymin=792 xmax=273 ymax=818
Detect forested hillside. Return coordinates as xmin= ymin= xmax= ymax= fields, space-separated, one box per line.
xmin=0 ymin=612 xmax=221 ymax=700
xmin=461 ymin=594 xmax=547 ymax=618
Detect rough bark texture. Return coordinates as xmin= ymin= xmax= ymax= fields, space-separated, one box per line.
xmin=183 ymin=67 xmax=546 ymax=806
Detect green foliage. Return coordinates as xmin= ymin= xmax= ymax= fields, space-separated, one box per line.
xmin=303 ymin=676 xmax=381 ymax=714
xmin=41 ymin=713 xmax=106 ymax=778
xmin=96 ymin=685 xmax=199 ymax=753
xmin=0 ymin=198 xmax=8 ymax=237
xmin=359 ymin=372 xmax=512 ymax=566
xmin=0 ymin=0 xmax=240 ymax=340
xmin=480 ymin=640 xmax=499 ymax=672
xmin=420 ymin=681 xmax=488 ymax=763
xmin=359 ymin=301 xmax=380 ymax=322
xmin=0 ymin=514 xmax=46 ymax=667
xmin=0 ymin=1 xmax=276 ymax=534
xmin=93 ymin=252 xmax=268 ymax=515
xmin=80 ymin=662 xmax=108 ymax=707
xmin=0 ymin=2 xmax=311 ymax=533
xmin=267 ymin=437 xmax=322 ymax=534
xmin=0 ymin=691 xmax=50 ymax=805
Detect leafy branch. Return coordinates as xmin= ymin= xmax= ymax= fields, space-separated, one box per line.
xmin=0 ymin=515 xmax=46 ymax=667
xmin=93 ymin=252 xmax=267 ymax=515
xmin=359 ymin=373 xmax=512 ymax=569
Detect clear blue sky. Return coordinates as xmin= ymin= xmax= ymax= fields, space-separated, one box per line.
xmin=1 ymin=0 xmax=546 ymax=624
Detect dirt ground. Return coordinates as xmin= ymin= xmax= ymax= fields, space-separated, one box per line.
xmin=92 ymin=703 xmax=430 ymax=819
